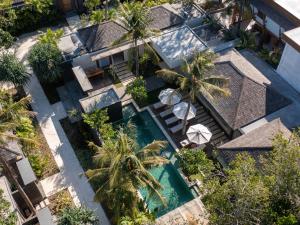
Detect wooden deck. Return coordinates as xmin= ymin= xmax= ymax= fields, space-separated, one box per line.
xmin=150 ymin=96 xmax=230 ymax=150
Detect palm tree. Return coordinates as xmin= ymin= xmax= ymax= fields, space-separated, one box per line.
xmin=85 ymin=130 xmax=168 ymax=222
xmin=156 ymin=51 xmax=230 ymax=135
xmin=0 ymin=52 xmax=31 ymax=87
xmin=0 ymin=90 xmax=37 ymax=215
xmin=117 ymin=2 xmax=158 ymax=75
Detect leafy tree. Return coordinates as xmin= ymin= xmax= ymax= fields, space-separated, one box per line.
xmin=90 ymin=10 xmax=105 ymax=24
xmin=156 ymin=51 xmax=230 ymax=134
xmin=125 ymin=76 xmax=147 ymax=105
xmin=82 ymin=108 xmax=115 ymax=141
xmin=85 ymin=131 xmax=169 ymax=223
xmin=0 ymin=189 xmax=17 ymax=225
xmin=118 ymin=2 xmax=158 ymax=75
xmin=262 ymin=131 xmax=300 ymax=223
xmin=119 ymin=211 xmax=155 ymax=225
xmin=38 ymin=28 xmax=63 ymax=46
xmin=84 ymin=0 xmax=100 ymax=12
xmin=0 ymin=29 xmax=14 ymax=49
xmin=28 ymin=42 xmax=63 ymax=83
xmin=203 ymin=153 xmax=270 ymax=225
xmin=25 ymin=0 xmax=53 ymax=14
xmin=176 ymin=148 xmax=214 ymax=180
xmin=0 ymin=52 xmax=30 ymax=87
xmin=0 ymin=0 xmax=12 ymax=9
xmin=57 ymin=207 xmax=99 ymax=225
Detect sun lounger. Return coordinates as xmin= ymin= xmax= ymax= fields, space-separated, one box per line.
xmin=159 ymin=108 xmax=173 ymax=118
xmin=180 ymin=139 xmax=205 ymax=149
xmin=170 ymin=123 xmax=184 ymax=133
xmin=165 ymin=116 xmax=180 ymax=126
xmin=153 ymin=102 xmax=164 ymax=110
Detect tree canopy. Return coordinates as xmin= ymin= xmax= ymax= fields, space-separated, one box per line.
xmin=57 ymin=207 xmax=99 ymax=225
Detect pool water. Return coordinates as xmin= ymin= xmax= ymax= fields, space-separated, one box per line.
xmin=113 ymin=105 xmax=194 ymax=217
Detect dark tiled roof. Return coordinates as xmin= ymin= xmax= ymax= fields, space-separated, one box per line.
xmin=218 ymin=119 xmax=291 ymax=164
xmin=77 ymin=21 xmax=128 ymax=52
xmin=251 ymin=0 xmax=297 ymax=31
xmin=148 ymin=5 xmax=184 ymax=30
xmin=206 ymin=62 xmax=291 ymax=130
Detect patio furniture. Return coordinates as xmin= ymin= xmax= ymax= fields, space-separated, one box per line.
xmin=159 ymin=88 xmax=182 ymax=105
xmin=85 ymin=67 xmax=104 ymax=78
xmin=180 ymin=139 xmax=205 ymax=149
xmin=173 ymin=102 xmax=196 ymax=120
xmin=72 ymin=66 xmax=93 ymax=92
xmin=159 ymin=108 xmax=173 ymax=118
xmin=187 ymin=124 xmax=212 ymax=145
xmin=170 ymin=122 xmax=185 ymax=133
xmin=165 ymin=116 xmax=180 ymax=126
xmin=153 ymin=101 xmax=164 ymax=110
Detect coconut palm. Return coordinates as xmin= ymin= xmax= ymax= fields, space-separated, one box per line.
xmin=0 ymin=52 xmax=31 ymax=87
xmin=117 ymin=2 xmax=159 ymax=75
xmin=85 ymin=130 xmax=168 ymax=222
xmin=0 ymin=90 xmax=37 ymax=215
xmin=156 ymin=50 xmax=230 ymax=135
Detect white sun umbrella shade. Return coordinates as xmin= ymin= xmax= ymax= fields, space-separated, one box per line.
xmin=159 ymin=88 xmax=182 ymax=105
xmin=187 ymin=124 xmax=212 ymax=145
xmin=173 ymin=101 xmax=196 ymax=120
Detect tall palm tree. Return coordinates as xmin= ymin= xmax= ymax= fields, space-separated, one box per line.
xmin=85 ymin=130 xmax=168 ymax=222
xmin=156 ymin=51 xmax=230 ymax=135
xmin=0 ymin=90 xmax=37 ymax=215
xmin=117 ymin=2 xmax=158 ymax=75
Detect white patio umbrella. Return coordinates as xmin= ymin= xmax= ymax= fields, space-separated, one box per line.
xmin=173 ymin=102 xmax=196 ymax=120
xmin=159 ymin=88 xmax=182 ymax=105
xmin=187 ymin=124 xmax=212 ymax=145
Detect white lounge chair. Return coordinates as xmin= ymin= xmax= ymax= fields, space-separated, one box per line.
xmin=165 ymin=116 xmax=180 ymax=126
xmin=159 ymin=108 xmax=173 ymax=118
xmin=153 ymin=102 xmax=164 ymax=110
xmin=170 ymin=123 xmax=184 ymax=133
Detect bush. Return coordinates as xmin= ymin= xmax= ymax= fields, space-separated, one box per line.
xmin=57 ymin=207 xmax=99 ymax=225
xmin=176 ymin=149 xmax=214 ymax=180
xmin=125 ymin=76 xmax=148 ymax=105
xmin=0 ymin=28 xmax=14 ymax=49
xmin=0 ymin=52 xmax=30 ymax=86
xmin=28 ymin=42 xmax=63 ymax=83
xmin=28 ymin=154 xmax=47 ymax=178
xmin=49 ymin=190 xmax=74 ymax=215
xmin=38 ymin=28 xmax=63 ymax=46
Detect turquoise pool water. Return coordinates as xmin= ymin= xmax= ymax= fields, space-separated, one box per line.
xmin=113 ymin=105 xmax=194 ymax=217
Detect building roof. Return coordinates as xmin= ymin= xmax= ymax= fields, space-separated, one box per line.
xmin=148 ymin=5 xmax=184 ymax=30
xmin=77 ymin=21 xmax=128 ymax=52
xmin=152 ymin=26 xmax=207 ymax=68
xmin=274 ymin=0 xmax=300 ymax=21
xmin=282 ymin=27 xmax=300 ymax=53
xmin=218 ymin=119 xmax=291 ymax=164
xmin=79 ymin=88 xmax=120 ymax=113
xmin=205 ymin=62 xmax=291 ymax=130
xmin=251 ymin=0 xmax=298 ymax=31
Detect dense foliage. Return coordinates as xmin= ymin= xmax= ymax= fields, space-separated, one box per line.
xmin=82 ymin=109 xmax=115 ymax=141
xmin=125 ymin=76 xmax=147 ymax=105
xmin=203 ymin=132 xmax=300 ymax=225
xmin=119 ymin=211 xmax=155 ymax=225
xmin=0 ymin=52 xmax=30 ymax=86
xmin=0 ymin=189 xmax=17 ymax=225
xmin=57 ymin=207 xmax=99 ymax=225
xmin=176 ymin=148 xmax=215 ymax=180
xmin=38 ymin=28 xmax=63 ymax=46
xmin=28 ymin=42 xmax=63 ymax=83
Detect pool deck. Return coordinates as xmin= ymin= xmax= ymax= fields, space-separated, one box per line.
xmin=156 ymin=197 xmax=209 ymax=225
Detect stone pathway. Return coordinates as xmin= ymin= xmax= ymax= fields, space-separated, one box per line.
xmin=14 ymin=33 xmax=110 ymax=225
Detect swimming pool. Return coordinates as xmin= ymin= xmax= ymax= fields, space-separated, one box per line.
xmin=113 ymin=105 xmax=195 ymax=217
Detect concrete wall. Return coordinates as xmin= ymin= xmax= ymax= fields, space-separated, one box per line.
xmin=277 ymin=43 xmax=300 ymax=92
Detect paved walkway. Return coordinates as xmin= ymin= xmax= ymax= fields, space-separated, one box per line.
xmin=13 ymin=33 xmax=110 ymax=225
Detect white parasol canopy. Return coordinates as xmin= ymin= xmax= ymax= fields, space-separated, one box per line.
xmin=173 ymin=102 xmax=196 ymax=120
xmin=159 ymin=88 xmax=182 ymax=105
xmin=187 ymin=124 xmax=212 ymax=145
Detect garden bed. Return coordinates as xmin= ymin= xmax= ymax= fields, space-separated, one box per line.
xmin=48 ymin=188 xmax=74 ymax=215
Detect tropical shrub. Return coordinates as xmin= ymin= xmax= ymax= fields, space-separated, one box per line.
xmin=176 ymin=148 xmax=214 ymax=180
xmin=38 ymin=28 xmax=63 ymax=46
xmin=82 ymin=108 xmax=115 ymax=141
xmin=28 ymin=42 xmax=63 ymax=83
xmin=119 ymin=211 xmax=155 ymax=225
xmin=57 ymin=207 xmax=99 ymax=225
xmin=0 ymin=29 xmax=14 ymax=49
xmin=49 ymin=190 xmax=74 ymax=215
xmin=0 ymin=52 xmax=30 ymax=86
xmin=28 ymin=153 xmax=47 ymax=178
xmin=259 ymin=48 xmax=282 ymax=68
xmin=125 ymin=76 xmax=148 ymax=105
xmin=236 ymin=30 xmax=256 ymax=50
xmin=0 ymin=189 xmax=17 ymax=225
